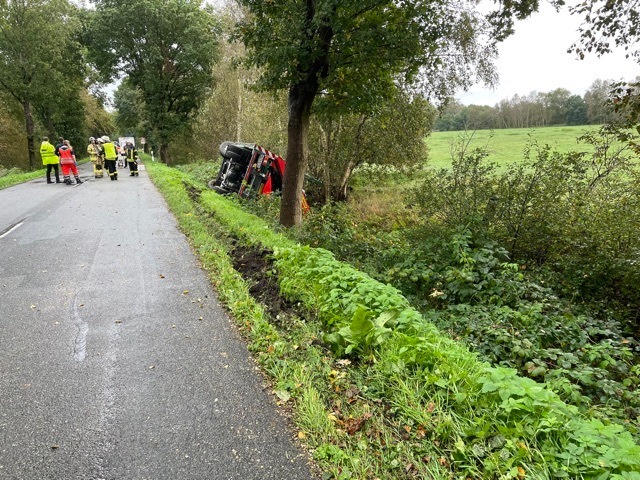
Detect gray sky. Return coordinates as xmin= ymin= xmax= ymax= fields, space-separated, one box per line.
xmin=456 ymin=1 xmax=639 ymax=106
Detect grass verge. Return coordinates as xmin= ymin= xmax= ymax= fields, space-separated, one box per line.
xmin=0 ymin=168 xmax=46 ymax=189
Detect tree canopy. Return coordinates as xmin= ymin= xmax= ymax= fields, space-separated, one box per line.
xmin=85 ymin=0 xmax=221 ymax=164
xmin=570 ymin=0 xmax=640 ymax=127
xmin=0 ymin=0 xmax=86 ymax=168
xmin=236 ymin=0 xmax=546 ymax=227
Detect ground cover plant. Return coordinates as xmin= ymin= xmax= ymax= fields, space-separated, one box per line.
xmin=290 ymin=126 xmax=640 ymax=433
xmin=146 ymin=160 xmax=640 ymax=479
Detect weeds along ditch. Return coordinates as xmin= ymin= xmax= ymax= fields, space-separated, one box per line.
xmin=147 ymin=160 xmax=640 ymax=479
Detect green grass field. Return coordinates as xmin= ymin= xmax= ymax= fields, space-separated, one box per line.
xmin=426 ymin=125 xmax=600 ymax=169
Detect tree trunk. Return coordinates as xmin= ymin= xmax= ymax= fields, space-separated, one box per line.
xmin=318 ymin=122 xmax=332 ymax=205
xmin=22 ymin=100 xmax=36 ymax=170
xmin=280 ymin=85 xmax=314 ymax=227
xmin=160 ymin=143 xmax=170 ymax=165
xmin=236 ymin=75 xmax=243 ymax=142
xmin=278 ymin=0 xmax=335 ymax=226
xmin=335 ymin=114 xmax=368 ymax=202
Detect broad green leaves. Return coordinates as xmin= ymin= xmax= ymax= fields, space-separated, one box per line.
xmin=237 ymin=0 xmax=503 ymax=111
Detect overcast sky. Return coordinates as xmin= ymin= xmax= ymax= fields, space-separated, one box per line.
xmin=456 ymin=1 xmax=639 ymax=106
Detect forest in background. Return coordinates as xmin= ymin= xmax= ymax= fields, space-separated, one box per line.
xmin=435 ymin=80 xmax=629 ymax=131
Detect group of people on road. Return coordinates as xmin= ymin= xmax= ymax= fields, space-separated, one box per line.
xmin=40 ymin=136 xmax=82 ymax=185
xmin=41 ymin=135 xmax=140 ymax=184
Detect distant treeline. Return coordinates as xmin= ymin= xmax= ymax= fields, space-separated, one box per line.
xmin=436 ymin=79 xmax=627 ymax=131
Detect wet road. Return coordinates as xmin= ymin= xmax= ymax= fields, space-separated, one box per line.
xmin=0 ymin=163 xmax=313 ymax=479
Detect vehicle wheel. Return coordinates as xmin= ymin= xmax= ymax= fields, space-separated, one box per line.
xmin=225 ymin=151 xmax=242 ymax=161
xmin=226 ymin=144 xmax=245 ymax=156
xmin=219 ymin=141 xmax=234 ymax=157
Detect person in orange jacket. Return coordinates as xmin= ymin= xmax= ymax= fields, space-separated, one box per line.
xmin=59 ymin=140 xmax=82 ymax=185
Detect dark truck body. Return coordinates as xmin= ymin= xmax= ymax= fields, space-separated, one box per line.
xmin=209 ymin=141 xmax=286 ymax=198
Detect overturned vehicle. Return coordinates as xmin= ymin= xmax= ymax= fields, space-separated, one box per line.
xmin=209 ymin=141 xmax=286 ymax=199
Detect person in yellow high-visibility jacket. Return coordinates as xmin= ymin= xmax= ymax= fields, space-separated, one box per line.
xmin=101 ymin=136 xmax=118 ymax=181
xmin=40 ymin=136 xmax=61 ymax=184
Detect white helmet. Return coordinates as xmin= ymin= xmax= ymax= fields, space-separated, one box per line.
xmin=89 ymin=136 xmax=95 ymax=142
xmin=102 ymin=136 xmax=110 ymax=143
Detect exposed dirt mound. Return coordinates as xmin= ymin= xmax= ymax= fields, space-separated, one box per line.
xmin=230 ymin=244 xmax=296 ymax=322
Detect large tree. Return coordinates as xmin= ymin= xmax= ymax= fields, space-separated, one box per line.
xmin=236 ymin=0 xmax=546 ymax=227
xmin=85 ymin=0 xmax=221 ymax=164
xmin=0 ymin=92 xmax=28 ymax=168
xmin=0 ymin=0 xmax=84 ymax=169
xmin=541 ymin=88 xmax=572 ymax=125
xmin=112 ymin=80 xmax=146 ymax=139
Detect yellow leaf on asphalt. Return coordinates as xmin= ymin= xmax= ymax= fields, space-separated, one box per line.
xmin=297 ymin=431 xmax=306 ymax=439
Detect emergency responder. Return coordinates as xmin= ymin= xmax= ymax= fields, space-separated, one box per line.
xmin=101 ymin=136 xmax=118 ymax=181
xmin=87 ymin=137 xmax=104 ymax=178
xmin=96 ymin=137 xmax=105 ymax=169
xmin=125 ymin=142 xmax=139 ymax=176
xmin=59 ymin=140 xmax=82 ymax=185
xmin=54 ymin=136 xmax=64 ymax=157
xmin=40 ymin=136 xmax=61 ymax=184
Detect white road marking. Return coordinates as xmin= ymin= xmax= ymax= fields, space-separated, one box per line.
xmin=0 ymin=221 xmax=24 ymax=239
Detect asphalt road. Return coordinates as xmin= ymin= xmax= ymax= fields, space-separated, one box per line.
xmin=0 ymin=162 xmax=314 ymax=480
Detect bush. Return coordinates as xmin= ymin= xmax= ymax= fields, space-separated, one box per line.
xmin=408 ymin=125 xmax=640 ymax=324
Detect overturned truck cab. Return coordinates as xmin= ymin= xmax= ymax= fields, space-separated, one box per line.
xmin=209 ymin=141 xmax=286 ymax=198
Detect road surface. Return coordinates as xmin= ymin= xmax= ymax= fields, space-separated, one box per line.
xmin=0 ymin=162 xmax=314 ymax=480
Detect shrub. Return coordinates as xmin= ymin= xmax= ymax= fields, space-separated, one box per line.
xmin=408 ymin=125 xmax=640 ymax=324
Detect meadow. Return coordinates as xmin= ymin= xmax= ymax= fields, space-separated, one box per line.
xmin=426 ymin=125 xmax=600 ymax=168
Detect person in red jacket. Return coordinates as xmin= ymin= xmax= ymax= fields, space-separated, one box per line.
xmin=59 ymin=140 xmax=82 ymax=185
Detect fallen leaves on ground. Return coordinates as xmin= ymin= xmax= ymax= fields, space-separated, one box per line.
xmin=344 ymin=413 xmax=372 ymax=435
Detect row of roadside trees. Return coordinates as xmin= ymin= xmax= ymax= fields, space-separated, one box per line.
xmin=0 ymin=0 xmax=221 ymax=171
